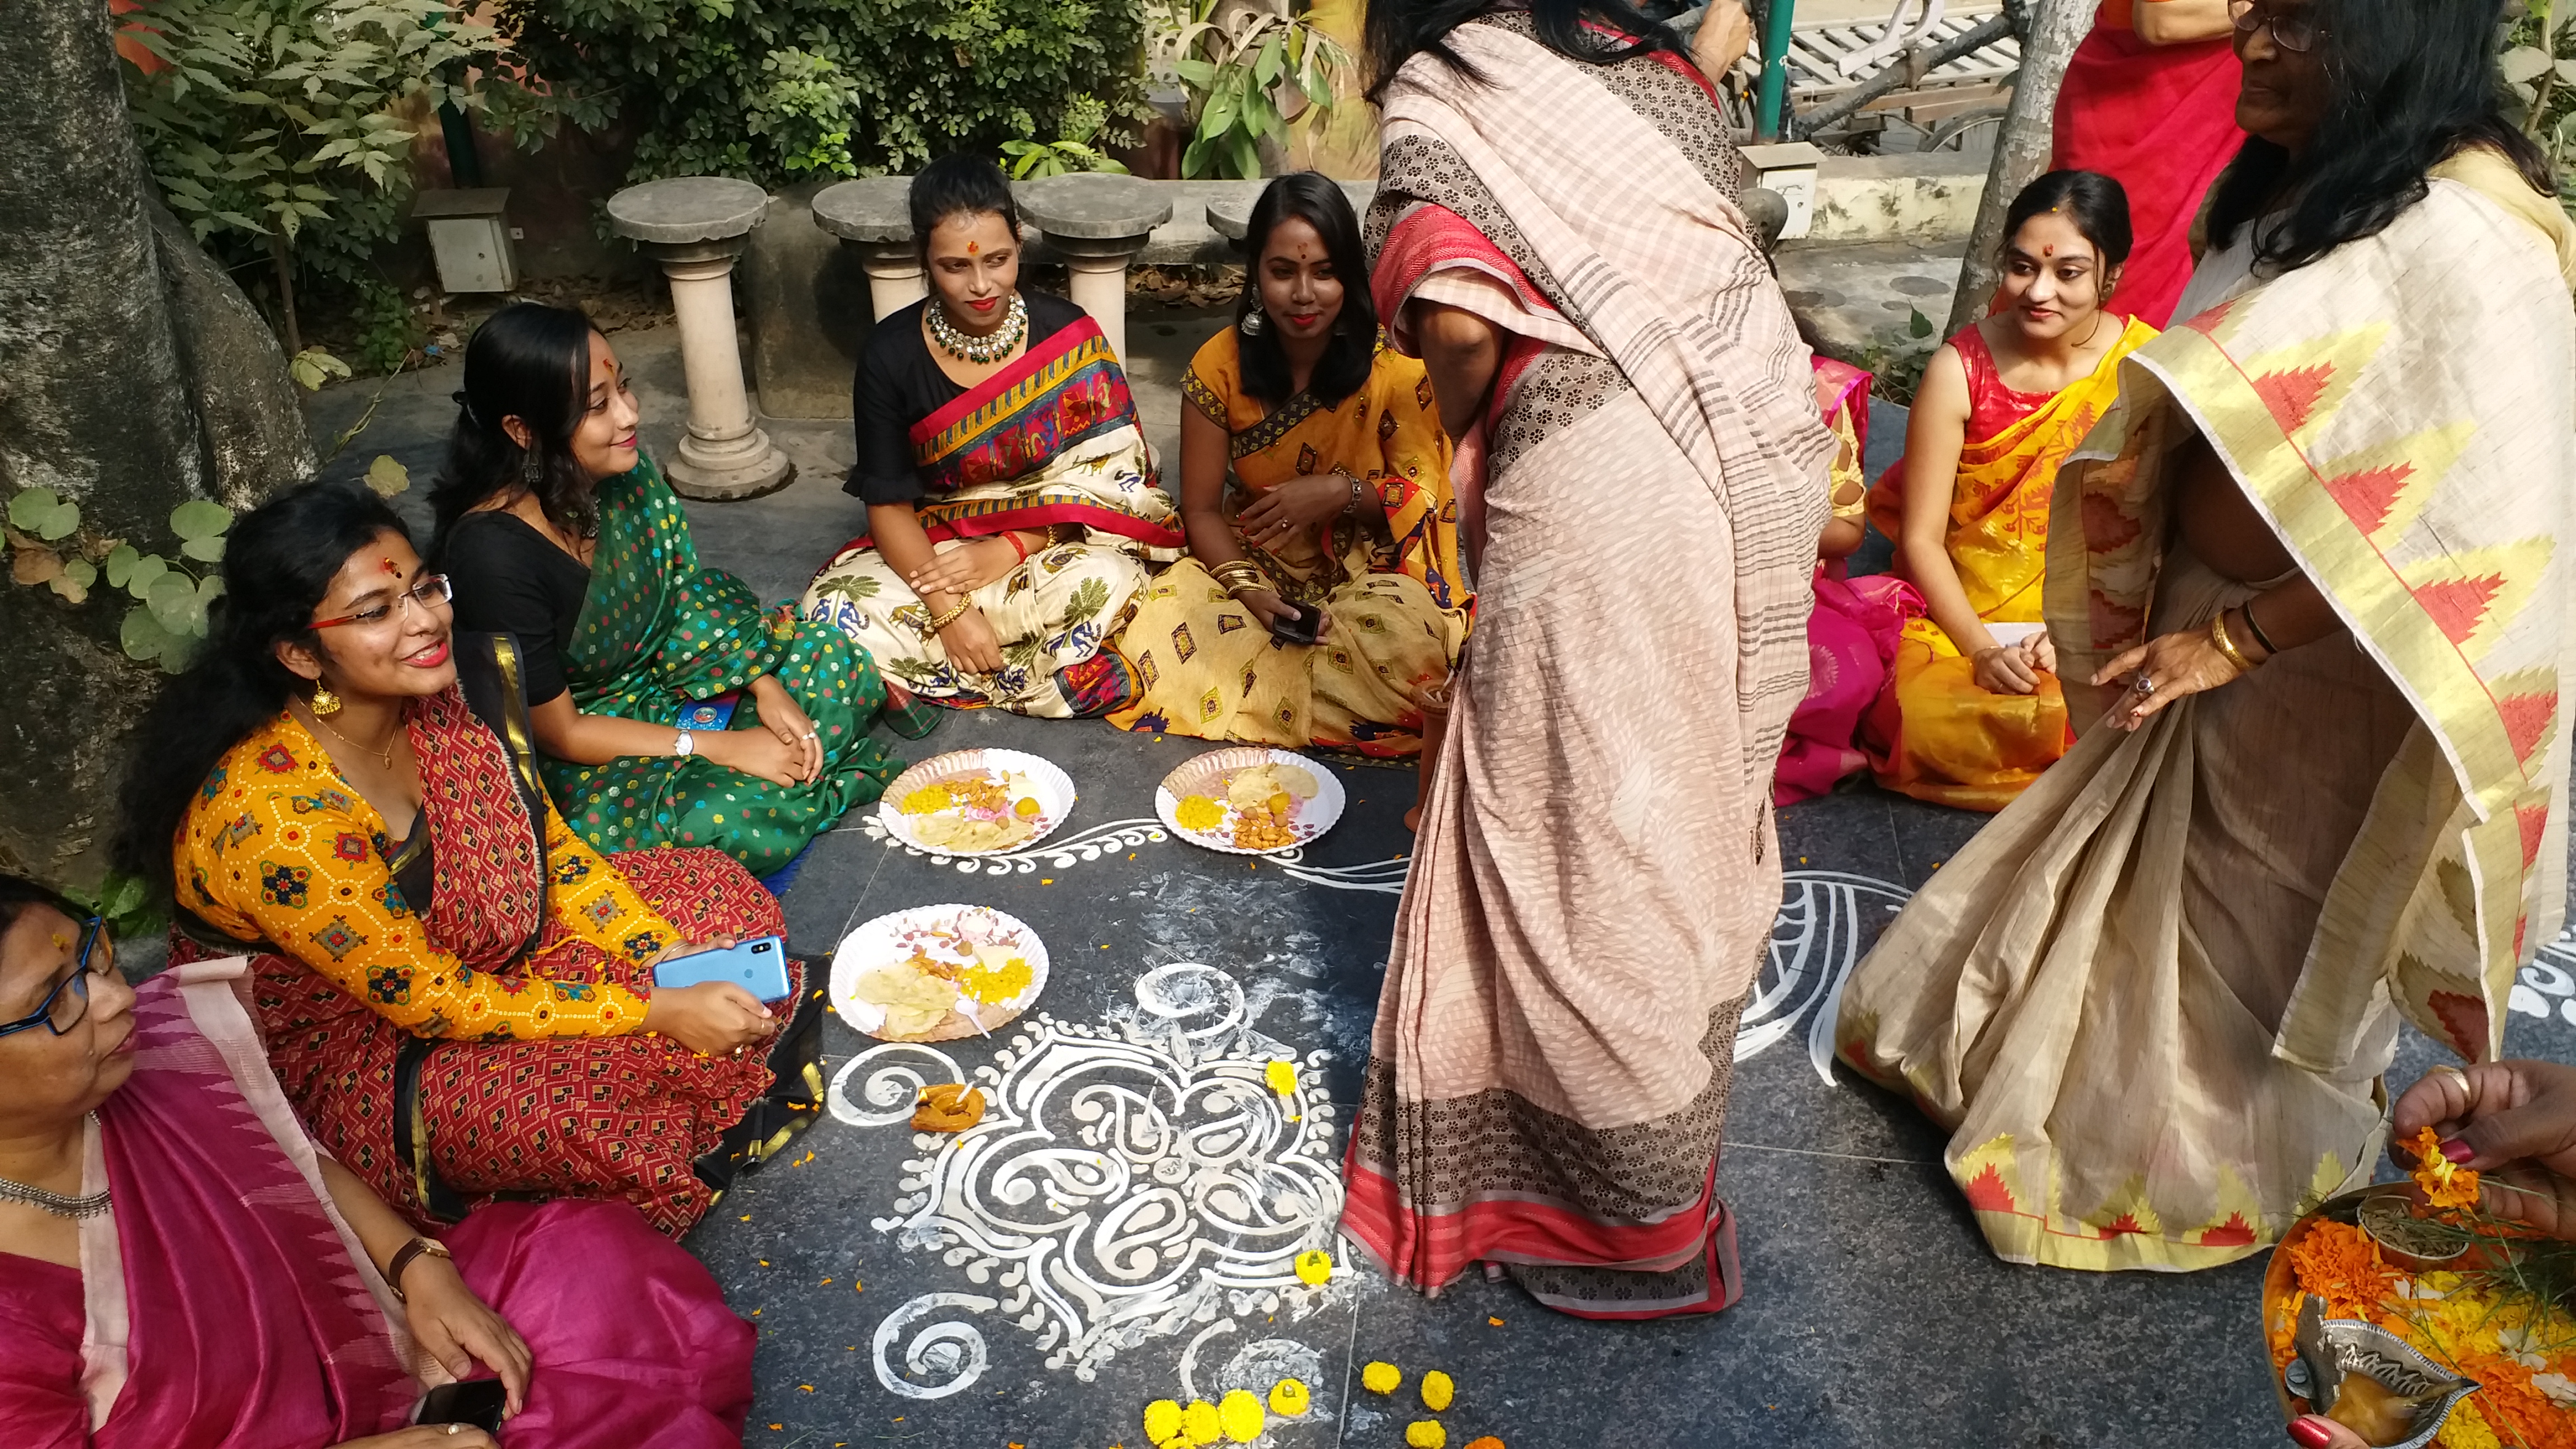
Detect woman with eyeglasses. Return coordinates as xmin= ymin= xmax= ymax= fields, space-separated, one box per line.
xmin=432 ymin=302 xmax=912 ymax=880
xmin=115 ymin=480 xmax=820 ymax=1242
xmin=1839 ymin=0 xmax=2576 ymax=1274
xmin=0 ymin=875 xmax=756 ymax=1447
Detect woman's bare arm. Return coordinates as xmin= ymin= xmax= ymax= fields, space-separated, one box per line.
xmin=2133 ymin=0 xmax=2233 ymax=45
xmin=1410 ymin=301 xmax=1502 ymax=442
xmin=1894 ymin=345 xmax=1992 ymax=656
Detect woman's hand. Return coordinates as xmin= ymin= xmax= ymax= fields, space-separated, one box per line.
xmin=905 ymin=536 xmax=1023 ymax=602
xmin=938 ymin=605 xmax=1007 ymax=677
xmin=746 ymin=675 xmax=821 ymax=784
xmin=338 ymin=1430 xmax=500 ymax=1448
xmin=1233 ymin=586 xmax=1330 ymax=640
xmin=2021 ymin=629 xmax=2058 ymax=678
xmin=2090 ymin=626 xmax=2245 ymax=731
xmin=2392 ymin=1059 xmax=2576 ymax=1240
xmin=698 ymin=726 xmax=809 ymax=788
xmin=1972 ymin=645 xmax=2041 ymax=695
xmin=1691 ymin=0 xmax=1754 ymax=77
xmin=641 ymin=978 xmax=778 ymax=1057
xmin=1235 ymin=475 xmax=1351 ymax=553
xmin=399 ymin=1254 xmax=533 ymax=1420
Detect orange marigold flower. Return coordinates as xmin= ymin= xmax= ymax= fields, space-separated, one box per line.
xmin=2407 ymin=1126 xmax=2482 ymax=1211
xmin=2283 ymin=1219 xmax=2399 ymax=1319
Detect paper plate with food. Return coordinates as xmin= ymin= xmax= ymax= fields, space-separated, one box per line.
xmin=1154 ymin=747 xmax=1346 ymax=856
xmin=830 ymin=905 xmax=1050 ymax=1043
xmin=877 ymin=749 xmax=1074 ymax=856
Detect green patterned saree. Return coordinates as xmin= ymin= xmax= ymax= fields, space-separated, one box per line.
xmin=548 ymin=456 xmax=901 ymax=874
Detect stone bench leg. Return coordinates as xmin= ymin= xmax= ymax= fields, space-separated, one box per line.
xmin=855 ymin=240 xmax=927 ymax=321
xmin=1048 ymin=235 xmax=1149 ymax=363
xmin=646 ymin=239 xmax=794 ymax=501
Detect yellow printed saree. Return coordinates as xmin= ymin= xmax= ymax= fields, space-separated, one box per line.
xmin=1863 ymin=316 xmax=2155 ymax=811
xmin=1106 ymin=330 xmax=1471 ymax=756
xmin=1837 ymin=161 xmax=2576 ymax=1272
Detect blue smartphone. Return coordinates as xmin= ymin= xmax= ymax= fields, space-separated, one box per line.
xmin=677 ymin=692 xmax=740 ymax=732
xmin=652 ymin=935 xmax=792 ymax=1002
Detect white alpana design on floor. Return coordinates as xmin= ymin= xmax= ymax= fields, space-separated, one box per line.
xmin=829 ymin=962 xmax=1344 ymax=1397
xmin=1743 ymin=870 xmax=1915 ymax=1078
xmin=2521 ymin=931 xmax=2576 ymax=1038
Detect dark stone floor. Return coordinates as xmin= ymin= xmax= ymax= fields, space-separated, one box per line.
xmin=304 ymin=316 xmax=2576 ymax=1449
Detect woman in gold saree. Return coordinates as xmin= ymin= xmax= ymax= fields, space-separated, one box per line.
xmin=1838 ymin=0 xmax=2576 ymax=1272
xmin=1863 ymin=171 xmax=2154 ymax=811
xmin=1108 ymin=174 xmax=1470 ymax=757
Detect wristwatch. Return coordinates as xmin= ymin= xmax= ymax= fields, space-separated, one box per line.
xmin=383 ymin=1235 xmax=453 ymax=1303
xmin=674 ymin=729 xmax=695 ymax=757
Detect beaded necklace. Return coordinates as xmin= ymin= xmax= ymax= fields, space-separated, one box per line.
xmin=927 ymin=293 xmax=1029 ymax=364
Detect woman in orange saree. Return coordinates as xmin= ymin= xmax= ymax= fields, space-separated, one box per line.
xmin=1865 ymin=171 xmax=2156 ymax=811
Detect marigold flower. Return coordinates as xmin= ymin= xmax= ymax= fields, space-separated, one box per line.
xmin=1143 ymin=1399 xmax=1182 ymax=1446
xmin=1181 ymin=1399 xmax=1221 ymax=1446
xmin=1420 ymin=1370 xmax=1455 ymax=1412
xmin=1218 ymin=1390 xmax=1265 ymax=1443
xmin=1265 ymin=1059 xmax=1298 ymax=1096
xmin=1294 ymin=1248 xmax=1332 ymax=1285
xmin=1268 ymin=1378 xmax=1311 ymax=1417
xmin=2283 ymin=1219 xmax=2398 ymax=1319
xmin=2407 ymin=1125 xmax=2483 ymax=1210
xmin=1362 ymin=1361 xmax=1402 ymax=1395
xmin=1464 ymin=1439 xmax=1506 ymax=1449
xmin=1406 ymin=1420 xmax=1447 ymax=1448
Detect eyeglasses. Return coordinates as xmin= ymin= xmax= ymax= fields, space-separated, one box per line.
xmin=0 ymin=917 xmax=113 ymax=1040
xmin=311 ymin=574 xmax=454 ymax=632
xmin=2229 ymin=0 xmax=2321 ymax=54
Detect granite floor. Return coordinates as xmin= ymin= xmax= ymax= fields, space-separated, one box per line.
xmin=304 ymin=306 xmax=2576 ymax=1449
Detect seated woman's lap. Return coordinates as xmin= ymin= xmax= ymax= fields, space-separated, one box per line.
xmin=804 ymin=538 xmax=1148 ymax=711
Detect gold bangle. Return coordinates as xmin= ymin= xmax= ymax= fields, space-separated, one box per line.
xmin=2209 ymin=609 xmax=2258 ymax=674
xmin=925 ymin=598 xmax=975 ymax=636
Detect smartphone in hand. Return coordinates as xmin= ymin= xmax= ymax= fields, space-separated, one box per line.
xmin=1269 ymin=602 xmax=1324 ymax=645
xmin=417 ymin=1379 xmax=508 ymax=1434
xmin=651 ymin=935 xmax=792 ymax=1001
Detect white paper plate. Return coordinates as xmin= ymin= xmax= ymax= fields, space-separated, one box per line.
xmin=830 ymin=904 xmax=1050 ymax=1043
xmin=875 ymin=748 xmax=1076 ymax=856
xmin=1153 ymin=746 xmax=1347 ymax=856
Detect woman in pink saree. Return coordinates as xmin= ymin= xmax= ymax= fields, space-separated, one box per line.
xmin=0 ymin=877 xmax=753 ymax=1448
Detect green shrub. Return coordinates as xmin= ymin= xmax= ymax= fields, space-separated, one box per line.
xmin=499 ymin=0 xmax=1150 ymax=186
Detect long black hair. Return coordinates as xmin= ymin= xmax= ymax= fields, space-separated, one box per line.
xmin=2003 ymin=169 xmax=2134 ymax=268
xmin=2208 ymin=0 xmax=2551 ymax=274
xmin=909 ymin=151 xmax=1020 ymax=264
xmin=427 ymin=301 xmax=600 ymax=551
xmin=1365 ymin=0 xmax=1685 ymax=101
xmin=114 ymin=481 xmax=411 ymax=916
xmin=1238 ymin=173 xmax=1380 ymax=407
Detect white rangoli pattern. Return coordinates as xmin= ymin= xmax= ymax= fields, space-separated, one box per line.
xmin=2518 ymin=931 xmax=2576 ymax=1039
xmin=830 ymin=963 xmax=1344 ymax=1399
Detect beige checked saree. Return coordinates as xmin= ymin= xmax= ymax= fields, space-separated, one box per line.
xmin=1344 ymin=13 xmax=1835 ymax=1317
xmin=1838 ymin=150 xmax=2576 ymax=1271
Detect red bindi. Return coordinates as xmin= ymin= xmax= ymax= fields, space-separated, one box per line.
xmin=2042 ymin=244 xmax=2054 ymax=257
xmin=381 ymin=557 xmax=401 ymax=575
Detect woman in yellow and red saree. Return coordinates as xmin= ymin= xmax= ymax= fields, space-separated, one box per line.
xmin=1346 ymin=0 xmax=1834 ymax=1318
xmin=1838 ymin=0 xmax=2576 ymax=1272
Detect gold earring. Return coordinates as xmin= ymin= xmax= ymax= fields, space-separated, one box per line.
xmin=311 ymin=685 xmax=343 ymax=717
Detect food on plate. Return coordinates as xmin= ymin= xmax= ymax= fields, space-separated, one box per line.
xmin=897 ymin=770 xmax=1046 ymax=852
xmin=1230 ymin=794 xmax=1298 ymax=851
xmin=1174 ymin=794 xmax=1227 ymax=833
xmin=852 ymin=962 xmax=959 ymax=1038
xmin=911 ymin=1082 xmax=987 ymax=1131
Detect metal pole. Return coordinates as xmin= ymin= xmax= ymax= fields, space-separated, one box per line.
xmin=1755 ymin=0 xmax=1797 ymax=141
xmin=439 ymin=103 xmax=484 ymax=189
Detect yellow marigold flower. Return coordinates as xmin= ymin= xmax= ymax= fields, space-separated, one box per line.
xmin=1405 ymin=1420 xmax=1447 ymax=1448
xmin=1268 ymin=1379 xmax=1311 ymax=1417
xmin=1465 ymin=1439 xmax=1507 ymax=1449
xmin=2407 ymin=1125 xmax=2482 ymax=1210
xmin=1265 ymin=1059 xmax=1298 ymax=1096
xmin=1361 ymin=1361 xmax=1402 ymax=1395
xmin=1420 ymin=1370 xmax=1455 ymax=1412
xmin=1143 ymin=1399 xmax=1182 ymax=1446
xmin=1181 ymin=1399 xmax=1221 ymax=1446
xmin=1294 ymin=1248 xmax=1332 ymax=1285
xmin=1218 ymin=1390 xmax=1265 ymax=1443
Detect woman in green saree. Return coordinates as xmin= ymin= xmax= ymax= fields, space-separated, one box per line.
xmin=434 ymin=302 xmax=908 ymax=877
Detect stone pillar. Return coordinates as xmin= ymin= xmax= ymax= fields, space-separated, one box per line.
xmin=605 ymin=177 xmax=794 ymax=501
xmin=1015 ymin=175 xmax=1172 ymax=363
xmin=812 ymin=177 xmax=925 ymax=321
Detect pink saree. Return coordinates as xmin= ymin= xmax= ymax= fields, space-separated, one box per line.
xmin=0 ymin=958 xmax=754 ymax=1448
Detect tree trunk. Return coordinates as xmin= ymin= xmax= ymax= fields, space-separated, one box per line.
xmin=0 ymin=0 xmax=213 ymax=887
xmin=1944 ymin=0 xmax=2098 ymax=338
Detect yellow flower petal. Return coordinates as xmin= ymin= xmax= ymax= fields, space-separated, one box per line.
xmin=1420 ymin=1370 xmax=1454 ymax=1412
xmin=1361 ymin=1361 xmax=1402 ymax=1395
xmin=1144 ymin=1399 xmax=1182 ymax=1445
xmin=1218 ymin=1389 xmax=1265 ymax=1443
xmin=1406 ymin=1420 xmax=1447 ymax=1448
xmin=1268 ymin=1378 xmax=1311 ymax=1417
xmin=1295 ymin=1248 xmax=1333 ymax=1285
xmin=1265 ymin=1059 xmax=1298 ymax=1096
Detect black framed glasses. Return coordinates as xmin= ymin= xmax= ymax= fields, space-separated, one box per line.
xmin=2229 ymin=0 xmax=2322 ymax=54
xmin=0 ymin=916 xmax=112 ymax=1039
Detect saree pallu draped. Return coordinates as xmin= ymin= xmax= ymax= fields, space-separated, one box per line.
xmin=801 ymin=315 xmax=1184 ymax=717
xmin=0 ymin=959 xmax=752 ymax=1448
xmin=1836 ymin=171 xmax=2576 ymax=1271
xmin=2051 ymin=3 xmax=2242 ymax=328
xmin=1348 ymin=13 xmax=1835 ymax=1317
xmin=554 ymin=454 xmax=899 ymax=875
xmin=1107 ymin=329 xmax=1472 ymax=755
xmin=177 ymin=689 xmax=787 ymax=1237
xmin=1861 ymin=317 xmax=2155 ymax=811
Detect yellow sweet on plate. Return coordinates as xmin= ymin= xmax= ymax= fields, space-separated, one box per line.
xmin=1218 ymin=1389 xmax=1265 ymax=1443
xmin=1014 ymin=795 xmax=1041 ymax=818
xmin=1406 ymin=1421 xmax=1447 ymax=1449
xmin=1294 ymin=1248 xmax=1332 ymax=1285
xmin=1421 ymin=1370 xmax=1455 ymax=1412
xmin=1143 ymin=1399 xmax=1182 ymax=1446
xmin=1361 ymin=1361 xmax=1401 ymax=1395
xmin=1268 ymin=1378 xmax=1310 ymax=1417
xmin=1175 ymin=794 xmax=1225 ymax=832
xmin=957 ymin=944 xmax=1033 ymax=1006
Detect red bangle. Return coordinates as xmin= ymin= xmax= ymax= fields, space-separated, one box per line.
xmin=1002 ymin=531 xmax=1029 ymax=564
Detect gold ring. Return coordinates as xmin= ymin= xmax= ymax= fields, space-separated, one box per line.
xmin=2432 ymin=1063 xmax=2473 ymax=1097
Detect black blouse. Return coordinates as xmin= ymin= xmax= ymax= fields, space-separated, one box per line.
xmin=441 ymin=510 xmax=593 ymax=707
xmin=846 ymin=291 xmax=1091 ymax=506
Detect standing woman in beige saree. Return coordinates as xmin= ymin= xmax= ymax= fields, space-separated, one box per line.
xmin=1837 ymin=0 xmax=2576 ymax=1272
xmin=1343 ymin=0 xmax=1834 ymax=1318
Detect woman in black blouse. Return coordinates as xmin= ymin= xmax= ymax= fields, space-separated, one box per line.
xmin=797 ymin=154 xmax=1182 ymax=717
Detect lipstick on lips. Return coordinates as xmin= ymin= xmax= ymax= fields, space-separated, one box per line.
xmin=406 ymin=639 xmax=452 ymax=669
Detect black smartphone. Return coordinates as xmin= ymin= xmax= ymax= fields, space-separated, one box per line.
xmin=1269 ymin=602 xmax=1324 ymax=645
xmin=418 ymin=1379 xmax=508 ymax=1434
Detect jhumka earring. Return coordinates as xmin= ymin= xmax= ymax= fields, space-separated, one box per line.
xmin=311 ymin=685 xmax=343 ymax=717
xmin=523 ymin=451 xmax=544 ymax=485
xmin=1239 ymin=310 xmax=1267 ymax=338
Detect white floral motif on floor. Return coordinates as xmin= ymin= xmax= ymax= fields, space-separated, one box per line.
xmin=830 ymin=962 xmax=1344 ymax=1399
